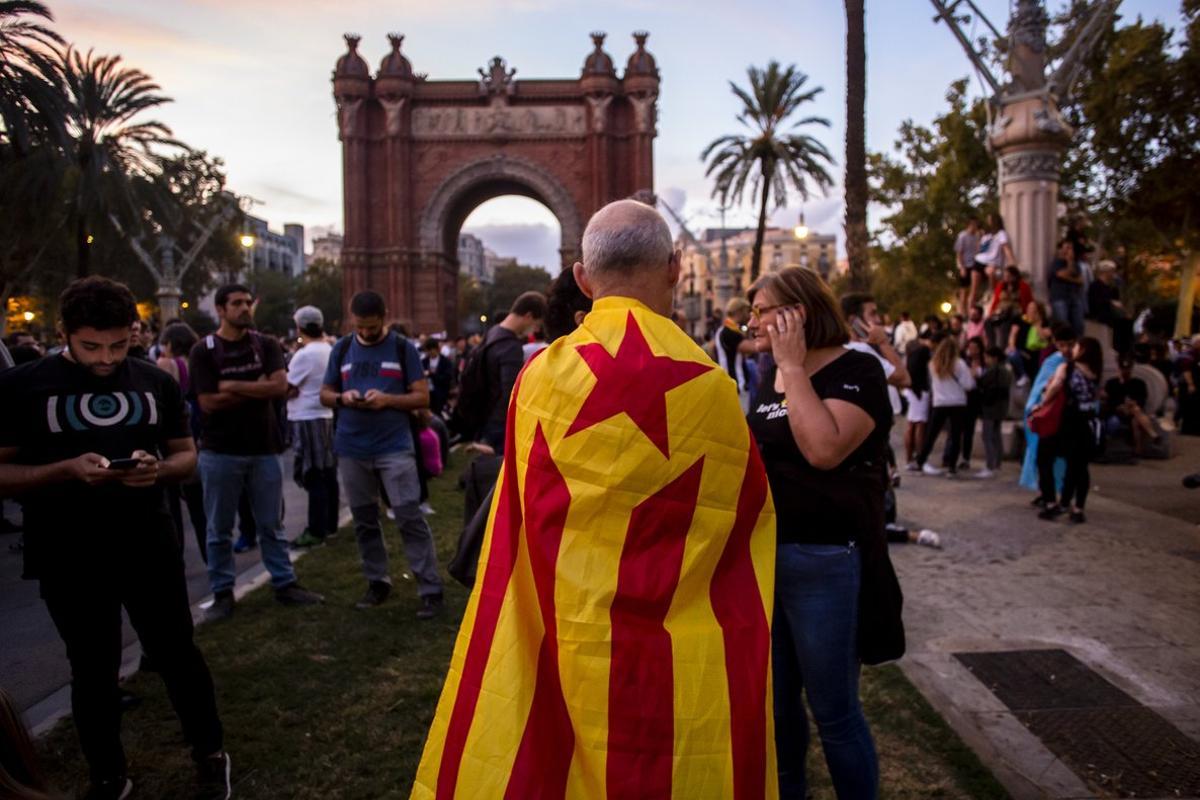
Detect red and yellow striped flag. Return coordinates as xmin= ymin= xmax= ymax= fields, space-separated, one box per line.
xmin=413 ymin=296 xmax=777 ymax=799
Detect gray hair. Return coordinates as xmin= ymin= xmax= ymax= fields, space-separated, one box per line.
xmin=581 ymin=199 xmax=673 ymax=277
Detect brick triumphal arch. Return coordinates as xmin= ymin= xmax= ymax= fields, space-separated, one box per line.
xmin=332 ymin=32 xmax=660 ymax=333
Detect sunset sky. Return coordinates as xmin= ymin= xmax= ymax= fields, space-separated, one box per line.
xmin=47 ymin=0 xmax=1184 ymax=271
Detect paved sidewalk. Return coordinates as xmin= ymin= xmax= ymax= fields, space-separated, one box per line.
xmin=891 ymin=433 xmax=1200 ymax=799
xmin=0 ymin=453 xmax=318 ymax=730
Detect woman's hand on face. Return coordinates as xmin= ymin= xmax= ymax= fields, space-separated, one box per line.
xmin=767 ymin=305 xmax=808 ymax=369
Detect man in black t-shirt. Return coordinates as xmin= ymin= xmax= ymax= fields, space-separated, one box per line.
xmin=716 ymin=297 xmax=756 ymax=412
xmin=0 ymin=277 xmax=231 ymax=800
xmin=478 ymin=292 xmax=546 ymax=455
xmin=189 ymin=284 xmax=323 ymax=622
xmin=1103 ymin=356 xmax=1157 ymax=452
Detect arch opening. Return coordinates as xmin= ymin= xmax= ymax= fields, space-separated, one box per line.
xmin=419 ymin=155 xmax=584 ymax=274
xmin=458 ymin=195 xmax=563 ymax=276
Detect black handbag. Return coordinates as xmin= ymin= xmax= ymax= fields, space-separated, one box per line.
xmin=448 ymin=455 xmax=502 ymax=588
xmin=857 ymin=467 xmax=906 ymax=665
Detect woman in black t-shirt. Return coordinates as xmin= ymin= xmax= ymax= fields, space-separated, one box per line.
xmin=745 ymin=267 xmax=888 ymax=800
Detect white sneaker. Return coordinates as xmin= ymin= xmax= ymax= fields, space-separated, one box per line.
xmin=921 ymin=464 xmax=943 ymax=477
xmin=419 ymin=502 xmax=436 ymax=516
xmin=974 ymin=468 xmax=995 ymax=479
xmin=385 ymin=507 xmax=395 ymax=520
xmin=916 ymin=529 xmax=942 ymax=549
xmin=905 ymin=462 xmax=920 ymax=472
xmin=1016 ymin=376 xmax=1030 ymax=387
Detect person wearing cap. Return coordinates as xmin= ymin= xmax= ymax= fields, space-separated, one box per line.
xmin=287 ymin=306 xmax=339 ymax=548
xmin=1087 ymin=259 xmax=1132 ymax=355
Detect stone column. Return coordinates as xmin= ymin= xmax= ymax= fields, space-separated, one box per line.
xmin=994 ymin=118 xmax=1067 ymax=298
xmin=991 ymin=1 xmax=1072 ymax=301
xmin=629 ymin=92 xmax=657 ymax=194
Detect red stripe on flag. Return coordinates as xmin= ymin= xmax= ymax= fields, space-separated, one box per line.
xmin=436 ymin=373 xmax=527 ymax=800
xmin=505 ymin=424 xmax=575 ymax=798
xmin=607 ymin=457 xmax=705 ymax=800
xmin=710 ymin=445 xmax=771 ymax=800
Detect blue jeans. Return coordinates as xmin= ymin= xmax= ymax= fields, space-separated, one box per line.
xmin=1051 ymin=294 xmax=1085 ymax=337
xmin=774 ymin=543 xmax=879 ymax=800
xmin=199 ymin=451 xmax=296 ymax=594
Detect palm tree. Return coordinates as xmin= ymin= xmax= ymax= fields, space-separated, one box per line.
xmin=58 ymin=47 xmax=181 ymax=276
xmin=844 ymin=0 xmax=870 ymax=290
xmin=0 ymin=1 xmax=65 ymax=152
xmin=702 ymin=62 xmax=835 ymax=284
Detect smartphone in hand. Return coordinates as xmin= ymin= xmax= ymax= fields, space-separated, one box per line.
xmin=106 ymin=458 xmax=141 ymax=470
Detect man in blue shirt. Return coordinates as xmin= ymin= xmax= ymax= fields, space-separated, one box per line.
xmin=321 ymin=291 xmax=444 ymax=616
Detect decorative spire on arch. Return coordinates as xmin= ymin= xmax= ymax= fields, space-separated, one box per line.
xmin=478 ymin=56 xmax=517 ymax=97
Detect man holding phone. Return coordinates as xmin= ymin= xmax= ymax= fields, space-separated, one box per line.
xmin=0 ymin=277 xmax=231 ymax=800
xmin=320 ymin=290 xmax=444 ymax=616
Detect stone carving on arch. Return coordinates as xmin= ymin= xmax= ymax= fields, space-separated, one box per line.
xmin=418 ymin=154 xmax=584 ymax=262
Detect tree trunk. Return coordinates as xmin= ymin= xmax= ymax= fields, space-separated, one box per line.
xmin=750 ymin=175 xmax=771 ymax=284
xmin=75 ymin=214 xmax=90 ymax=278
xmin=844 ymin=0 xmax=870 ymax=291
xmin=1176 ymin=251 xmax=1198 ymax=338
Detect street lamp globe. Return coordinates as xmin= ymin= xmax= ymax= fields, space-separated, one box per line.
xmin=793 ymin=211 xmax=809 ymax=241
xmin=23 ymin=311 xmax=35 ymax=322
xmin=940 ymin=301 xmax=954 ymax=315
xmin=239 ymin=234 xmax=256 ymax=249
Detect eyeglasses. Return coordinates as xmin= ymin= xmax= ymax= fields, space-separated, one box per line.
xmin=750 ymin=303 xmax=788 ymax=320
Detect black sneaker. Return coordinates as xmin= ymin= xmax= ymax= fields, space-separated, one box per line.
xmin=416 ymin=593 xmax=444 ymax=620
xmin=1069 ymin=510 xmax=1086 ymax=524
xmin=85 ymin=776 xmax=132 ymax=800
xmin=1031 ymin=496 xmax=1049 ymax=509
xmin=354 ymin=580 xmax=391 ymax=609
xmin=204 ymin=592 xmax=235 ymax=623
xmin=1038 ymin=504 xmax=1065 ymax=520
xmin=1183 ymin=472 xmax=1200 ymax=490
xmin=195 ymin=751 xmax=232 ymax=800
xmin=274 ymin=583 xmax=324 ymax=606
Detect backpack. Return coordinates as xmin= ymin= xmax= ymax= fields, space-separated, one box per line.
xmin=450 ymin=336 xmax=501 ymax=440
xmin=203 ymin=331 xmax=289 ymax=446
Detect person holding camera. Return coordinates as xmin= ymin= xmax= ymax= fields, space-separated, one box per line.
xmin=0 ymin=277 xmax=231 ymax=800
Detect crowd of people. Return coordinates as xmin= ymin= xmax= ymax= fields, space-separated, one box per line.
xmin=0 ymin=199 xmax=1198 ymax=800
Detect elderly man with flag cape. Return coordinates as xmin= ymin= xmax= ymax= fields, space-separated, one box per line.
xmin=413 ymin=200 xmax=778 ymax=799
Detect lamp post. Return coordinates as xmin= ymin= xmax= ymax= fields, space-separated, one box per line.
xmin=239 ymin=234 xmax=256 ymax=276
xmin=793 ymin=211 xmax=810 ymax=270
xmin=715 ymin=203 xmax=733 ymax=311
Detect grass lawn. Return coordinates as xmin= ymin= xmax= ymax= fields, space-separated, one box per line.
xmin=37 ymin=453 xmax=1008 ymax=799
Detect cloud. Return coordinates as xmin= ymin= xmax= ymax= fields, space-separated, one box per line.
xmin=53 ymin=4 xmax=250 ymax=67
xmin=248 ymin=182 xmax=326 ymax=210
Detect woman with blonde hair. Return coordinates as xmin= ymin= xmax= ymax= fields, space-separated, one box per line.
xmin=915 ymin=334 xmax=976 ymax=476
xmin=745 ymin=267 xmax=889 ymax=798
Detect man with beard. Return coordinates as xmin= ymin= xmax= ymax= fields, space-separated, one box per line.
xmin=189 ymin=284 xmax=323 ymax=622
xmin=320 ymin=290 xmax=444 ymax=616
xmin=0 ymin=277 xmax=231 ymax=800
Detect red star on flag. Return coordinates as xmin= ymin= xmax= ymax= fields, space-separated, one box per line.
xmin=566 ymin=312 xmax=713 ymax=458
